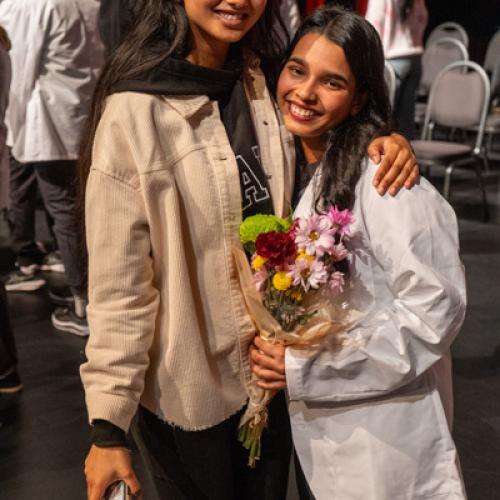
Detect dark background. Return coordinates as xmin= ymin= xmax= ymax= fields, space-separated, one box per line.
xmin=425 ymin=0 xmax=500 ymax=62
xmin=298 ymin=0 xmax=500 ymax=62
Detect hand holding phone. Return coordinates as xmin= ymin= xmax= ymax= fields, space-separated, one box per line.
xmin=103 ymin=481 xmax=136 ymax=500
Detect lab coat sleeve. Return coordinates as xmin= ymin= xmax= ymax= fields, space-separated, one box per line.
xmin=0 ymin=1 xmax=46 ymax=125
xmin=286 ymin=169 xmax=466 ymax=403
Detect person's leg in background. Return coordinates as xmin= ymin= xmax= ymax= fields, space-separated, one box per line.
xmin=0 ymin=281 xmax=22 ymax=394
xmin=34 ymin=160 xmax=88 ymax=336
xmin=389 ymin=55 xmax=422 ymax=140
xmin=4 ymin=155 xmax=46 ymax=291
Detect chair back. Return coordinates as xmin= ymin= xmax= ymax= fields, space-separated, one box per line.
xmin=423 ymin=61 xmax=491 ymax=152
xmin=384 ymin=61 xmax=397 ymax=109
xmin=484 ymin=30 xmax=500 ymax=73
xmin=426 ymin=22 xmax=469 ymax=48
xmin=420 ymin=38 xmax=468 ymax=94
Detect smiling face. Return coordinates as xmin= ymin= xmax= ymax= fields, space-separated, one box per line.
xmin=277 ymin=33 xmax=364 ymax=158
xmin=185 ymin=0 xmax=268 ymax=50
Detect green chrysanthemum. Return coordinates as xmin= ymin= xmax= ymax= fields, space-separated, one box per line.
xmin=239 ymin=214 xmax=291 ymax=246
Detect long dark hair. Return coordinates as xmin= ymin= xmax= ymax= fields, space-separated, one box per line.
xmin=288 ymin=7 xmax=392 ymax=211
xmin=399 ymin=0 xmax=415 ymax=23
xmin=78 ymin=0 xmax=286 ymax=205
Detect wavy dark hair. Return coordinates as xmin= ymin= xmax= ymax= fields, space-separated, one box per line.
xmin=399 ymin=0 xmax=415 ymax=23
xmin=288 ymin=7 xmax=392 ymax=211
xmin=78 ymin=0 xmax=286 ymax=205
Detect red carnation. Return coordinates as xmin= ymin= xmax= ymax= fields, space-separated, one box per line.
xmin=255 ymin=231 xmax=296 ymax=266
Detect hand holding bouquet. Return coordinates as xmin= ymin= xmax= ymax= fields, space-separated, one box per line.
xmin=234 ymin=207 xmax=354 ymax=466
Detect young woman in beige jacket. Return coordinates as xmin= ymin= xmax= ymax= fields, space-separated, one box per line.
xmin=80 ymin=1 xmax=419 ymax=499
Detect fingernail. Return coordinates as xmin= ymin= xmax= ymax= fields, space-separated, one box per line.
xmin=390 ymin=188 xmax=397 ymax=196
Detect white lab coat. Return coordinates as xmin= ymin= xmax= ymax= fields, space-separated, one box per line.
xmin=0 ymin=43 xmax=10 ymax=210
xmin=287 ymin=159 xmax=467 ymax=499
xmin=0 ymin=0 xmax=103 ymax=163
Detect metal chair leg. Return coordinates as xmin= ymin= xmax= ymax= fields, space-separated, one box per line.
xmin=443 ymin=164 xmax=454 ymax=200
xmin=481 ymin=146 xmax=491 ymax=172
xmin=474 ymin=159 xmax=490 ymax=222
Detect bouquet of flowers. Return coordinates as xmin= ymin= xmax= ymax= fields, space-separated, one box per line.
xmin=233 ymin=207 xmax=354 ymax=466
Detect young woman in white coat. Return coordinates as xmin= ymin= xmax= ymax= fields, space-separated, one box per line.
xmin=80 ymin=2 xmax=419 ymax=499
xmin=250 ymin=7 xmax=467 ymax=500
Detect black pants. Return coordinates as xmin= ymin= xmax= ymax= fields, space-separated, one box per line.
xmin=294 ymin=451 xmax=316 ymax=500
xmin=9 ymin=156 xmax=85 ymax=290
xmin=0 ymin=282 xmax=17 ymax=374
xmin=132 ymin=391 xmax=292 ymax=500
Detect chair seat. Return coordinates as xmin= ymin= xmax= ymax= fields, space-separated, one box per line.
xmin=411 ymin=140 xmax=472 ymax=162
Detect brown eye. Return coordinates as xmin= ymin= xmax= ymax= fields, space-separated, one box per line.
xmin=288 ymin=65 xmax=304 ymax=77
xmin=326 ymin=79 xmax=341 ymax=89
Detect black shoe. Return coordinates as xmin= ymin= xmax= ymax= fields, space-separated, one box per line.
xmin=51 ymin=306 xmax=89 ymax=337
xmin=4 ymin=267 xmax=46 ymax=292
xmin=48 ymin=285 xmax=75 ymax=306
xmin=0 ymin=368 xmax=23 ymax=394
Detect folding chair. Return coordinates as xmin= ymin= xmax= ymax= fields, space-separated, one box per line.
xmin=411 ymin=61 xmax=491 ymax=221
xmin=415 ymin=38 xmax=469 ymax=128
xmin=426 ymin=22 xmax=469 ymax=49
xmin=484 ymin=30 xmax=500 ymax=75
xmin=419 ymin=38 xmax=468 ymax=96
xmin=482 ymin=32 xmax=500 ymax=159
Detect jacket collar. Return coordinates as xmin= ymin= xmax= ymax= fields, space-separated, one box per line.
xmin=162 ymin=95 xmax=211 ymax=119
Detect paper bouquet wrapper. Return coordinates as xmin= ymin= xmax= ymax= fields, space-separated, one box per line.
xmin=233 ymin=247 xmax=354 ymax=466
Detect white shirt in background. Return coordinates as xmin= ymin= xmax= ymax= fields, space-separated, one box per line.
xmin=280 ymin=0 xmax=301 ymax=38
xmin=365 ymin=0 xmax=428 ymax=59
xmin=0 ymin=0 xmax=104 ymax=163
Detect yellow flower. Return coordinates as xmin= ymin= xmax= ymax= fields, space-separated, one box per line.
xmin=252 ymin=255 xmax=268 ymax=270
xmin=290 ymin=289 xmax=304 ymax=302
xmin=296 ymin=251 xmax=314 ymax=264
xmin=272 ymin=272 xmax=293 ymax=291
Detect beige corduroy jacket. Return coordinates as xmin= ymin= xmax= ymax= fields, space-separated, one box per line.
xmin=80 ymin=60 xmax=295 ymax=432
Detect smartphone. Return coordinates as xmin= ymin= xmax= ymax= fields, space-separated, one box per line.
xmin=103 ymin=481 xmax=135 ymax=500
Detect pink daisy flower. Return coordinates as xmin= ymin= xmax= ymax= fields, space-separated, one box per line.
xmin=329 ymin=242 xmax=349 ymax=262
xmin=253 ymin=267 xmax=269 ymax=291
xmin=326 ymin=206 xmax=355 ymax=238
xmin=327 ymin=271 xmax=345 ymax=297
xmin=294 ymin=214 xmax=336 ymax=257
xmin=288 ymin=258 xmax=328 ymax=292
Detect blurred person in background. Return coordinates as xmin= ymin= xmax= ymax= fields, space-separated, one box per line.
xmin=98 ymin=0 xmax=134 ymax=58
xmin=366 ymin=0 xmax=428 ymax=138
xmin=280 ymin=0 xmax=301 ymax=37
xmin=0 ymin=0 xmax=104 ymax=336
xmin=0 ymin=25 xmax=21 ymax=395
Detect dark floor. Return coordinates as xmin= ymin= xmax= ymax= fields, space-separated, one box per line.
xmin=0 ymin=162 xmax=500 ymax=500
